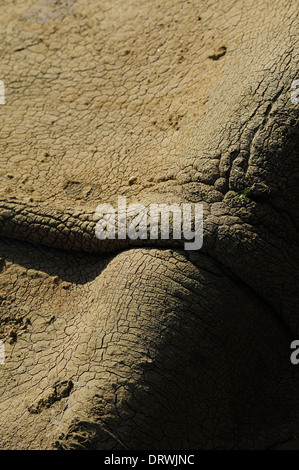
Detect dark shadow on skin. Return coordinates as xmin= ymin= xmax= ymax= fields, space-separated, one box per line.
xmin=0 ymin=234 xmax=293 ymax=340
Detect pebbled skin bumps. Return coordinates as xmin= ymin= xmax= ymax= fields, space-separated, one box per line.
xmin=0 ymin=0 xmax=298 ymax=449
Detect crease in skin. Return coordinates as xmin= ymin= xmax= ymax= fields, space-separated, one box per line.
xmin=0 ymin=191 xmax=298 ymax=339
xmin=0 ymin=198 xmax=199 ymax=253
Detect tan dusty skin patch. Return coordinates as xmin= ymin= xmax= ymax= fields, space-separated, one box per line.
xmin=0 ymin=0 xmax=235 ymax=211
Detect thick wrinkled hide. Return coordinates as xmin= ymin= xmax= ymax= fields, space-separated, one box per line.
xmin=0 ymin=0 xmax=298 ymax=449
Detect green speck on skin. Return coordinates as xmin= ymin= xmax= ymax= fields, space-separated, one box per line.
xmin=236 ymin=188 xmax=250 ymax=199
xmin=224 ymin=188 xmax=251 ymax=200
xmin=279 ymin=126 xmax=286 ymax=137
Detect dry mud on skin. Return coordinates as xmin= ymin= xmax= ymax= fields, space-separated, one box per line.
xmin=0 ymin=0 xmax=299 ymax=450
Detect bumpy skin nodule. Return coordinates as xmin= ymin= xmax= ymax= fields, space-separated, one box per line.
xmin=0 ymin=0 xmax=298 ymax=449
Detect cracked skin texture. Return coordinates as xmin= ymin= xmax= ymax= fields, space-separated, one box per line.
xmin=0 ymin=0 xmax=298 ymax=450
